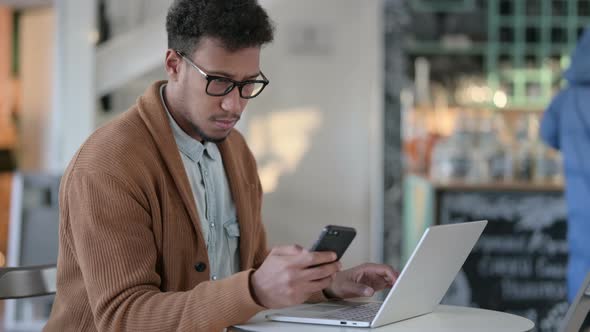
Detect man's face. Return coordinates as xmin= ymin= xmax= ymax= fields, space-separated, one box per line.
xmin=166 ymin=37 xmax=262 ymax=142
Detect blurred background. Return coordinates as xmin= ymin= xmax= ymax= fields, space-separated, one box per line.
xmin=0 ymin=0 xmax=587 ymax=331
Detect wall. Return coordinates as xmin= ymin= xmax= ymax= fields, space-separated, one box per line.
xmin=245 ymin=0 xmax=383 ymax=267
xmin=104 ymin=0 xmax=170 ymax=35
xmin=0 ymin=7 xmax=14 ymax=147
xmin=0 ymin=8 xmax=14 ymax=265
xmin=50 ymin=0 xmax=96 ymax=172
xmin=98 ymin=0 xmax=170 ymax=118
xmin=383 ymin=0 xmax=408 ymax=271
xmin=18 ymin=7 xmax=54 ymax=171
xmin=96 ymin=0 xmax=385 ymax=267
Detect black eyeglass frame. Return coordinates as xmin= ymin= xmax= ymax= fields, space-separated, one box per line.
xmin=176 ymin=50 xmax=269 ymax=99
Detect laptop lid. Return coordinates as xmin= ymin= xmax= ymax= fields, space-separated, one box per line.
xmin=559 ymin=271 xmax=590 ymax=332
xmin=265 ymin=220 xmax=487 ymax=328
xmin=371 ymin=220 xmax=487 ymax=327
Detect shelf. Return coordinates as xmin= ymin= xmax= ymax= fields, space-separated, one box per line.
xmin=405 ymin=0 xmax=587 ymax=109
xmin=497 ymin=16 xmax=590 ymax=26
xmin=431 ymin=179 xmax=564 ymax=192
xmin=411 ymin=0 xmax=476 ymax=13
xmin=408 ymin=174 xmax=564 ymax=192
xmin=405 ymin=40 xmax=487 ymax=55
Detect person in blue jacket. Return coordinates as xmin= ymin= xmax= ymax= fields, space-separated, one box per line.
xmin=540 ymin=27 xmax=590 ymax=306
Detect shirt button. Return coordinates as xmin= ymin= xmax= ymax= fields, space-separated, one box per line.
xmin=194 ymin=262 xmax=207 ymax=272
xmin=212 ymin=275 xmax=217 ymax=280
xmin=204 ymin=170 xmax=209 ymax=176
xmin=210 ymin=223 xmax=215 ymax=228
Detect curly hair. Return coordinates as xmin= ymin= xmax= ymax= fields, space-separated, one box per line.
xmin=166 ymin=0 xmax=275 ymax=55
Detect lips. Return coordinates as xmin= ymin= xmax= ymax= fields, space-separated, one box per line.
xmin=213 ymin=119 xmax=237 ymax=130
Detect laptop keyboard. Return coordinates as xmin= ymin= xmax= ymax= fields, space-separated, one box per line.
xmin=324 ymin=302 xmax=382 ymax=322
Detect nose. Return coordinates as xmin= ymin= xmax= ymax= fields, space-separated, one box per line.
xmin=220 ymin=87 xmax=244 ymax=114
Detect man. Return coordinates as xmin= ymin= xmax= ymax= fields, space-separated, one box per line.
xmin=44 ymin=0 xmax=397 ymax=331
xmin=540 ymin=27 xmax=590 ymax=327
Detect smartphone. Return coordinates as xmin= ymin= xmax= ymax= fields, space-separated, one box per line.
xmin=310 ymin=225 xmax=356 ymax=261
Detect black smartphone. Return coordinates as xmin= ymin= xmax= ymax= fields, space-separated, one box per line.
xmin=310 ymin=225 xmax=356 ymax=261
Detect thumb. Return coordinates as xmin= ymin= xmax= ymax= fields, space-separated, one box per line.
xmin=341 ymin=281 xmax=375 ymax=297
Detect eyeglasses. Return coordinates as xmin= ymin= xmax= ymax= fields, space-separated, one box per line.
xmin=176 ymin=51 xmax=269 ymax=99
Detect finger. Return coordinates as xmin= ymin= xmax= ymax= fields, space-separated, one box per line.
xmin=270 ymin=245 xmax=304 ymax=256
xmin=374 ymin=265 xmax=398 ymax=280
xmin=303 ymin=276 xmax=334 ymax=295
xmin=359 ymin=272 xmax=396 ymax=290
xmin=366 ymin=278 xmax=392 ymax=291
xmin=361 ymin=263 xmax=398 ymax=282
xmin=383 ymin=271 xmax=400 ymax=285
xmin=340 ymin=281 xmax=375 ymax=297
xmin=300 ymin=261 xmax=342 ymax=281
xmin=371 ymin=272 xmax=395 ymax=286
xmin=293 ymin=250 xmax=338 ymax=268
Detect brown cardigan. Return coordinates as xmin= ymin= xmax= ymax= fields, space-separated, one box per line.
xmin=44 ymin=81 xmax=324 ymax=331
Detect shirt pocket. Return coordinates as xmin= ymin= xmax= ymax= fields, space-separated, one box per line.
xmin=223 ymin=217 xmax=241 ymax=257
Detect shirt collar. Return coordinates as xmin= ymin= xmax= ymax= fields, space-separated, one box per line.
xmin=160 ymin=84 xmax=218 ymax=163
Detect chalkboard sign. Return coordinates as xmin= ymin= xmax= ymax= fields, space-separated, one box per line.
xmin=439 ymin=191 xmax=568 ymax=332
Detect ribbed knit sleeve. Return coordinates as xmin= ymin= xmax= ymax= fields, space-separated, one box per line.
xmin=64 ymin=171 xmax=265 ymax=331
xmin=252 ymin=175 xmax=269 ymax=269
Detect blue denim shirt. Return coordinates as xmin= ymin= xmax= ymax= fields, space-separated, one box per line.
xmin=161 ymin=84 xmax=240 ymax=281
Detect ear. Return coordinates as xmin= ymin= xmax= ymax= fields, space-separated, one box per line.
xmin=165 ymin=49 xmax=182 ymax=82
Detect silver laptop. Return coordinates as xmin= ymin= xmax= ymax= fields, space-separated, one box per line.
xmin=266 ymin=220 xmax=487 ymax=328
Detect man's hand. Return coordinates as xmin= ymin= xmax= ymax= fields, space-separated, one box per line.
xmin=324 ymin=263 xmax=399 ymax=299
xmin=250 ymin=245 xmax=342 ymax=309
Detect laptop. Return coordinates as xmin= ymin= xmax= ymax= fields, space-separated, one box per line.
xmin=559 ymin=271 xmax=590 ymax=332
xmin=266 ymin=220 xmax=487 ymax=328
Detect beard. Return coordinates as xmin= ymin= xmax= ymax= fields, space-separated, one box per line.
xmin=190 ymin=118 xmax=239 ymax=143
xmin=191 ymin=122 xmax=227 ymax=143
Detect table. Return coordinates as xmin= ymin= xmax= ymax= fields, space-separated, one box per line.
xmin=231 ymin=305 xmax=535 ymax=331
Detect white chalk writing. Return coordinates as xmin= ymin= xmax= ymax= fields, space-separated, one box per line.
xmin=502 ymin=279 xmax=567 ymax=301
xmin=478 ymin=255 xmax=533 ymax=278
